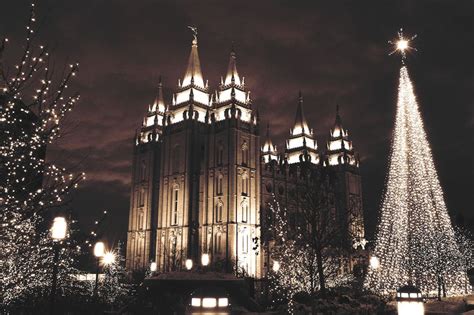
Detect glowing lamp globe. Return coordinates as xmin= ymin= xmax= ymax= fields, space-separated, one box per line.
xmin=272 ymin=260 xmax=280 ymax=272
xmin=396 ymin=285 xmax=424 ymax=315
xmin=150 ymin=262 xmax=157 ymax=272
xmin=94 ymin=241 xmax=105 ymax=258
xmin=397 ymin=39 xmax=409 ymax=52
xmin=185 ymin=259 xmax=193 ymax=270
xmin=51 ymin=217 xmax=67 ymax=240
xmin=369 ymin=256 xmax=380 ymax=270
xmin=201 ymin=254 xmax=210 ymax=267
xmin=102 ymin=251 xmax=116 ymax=266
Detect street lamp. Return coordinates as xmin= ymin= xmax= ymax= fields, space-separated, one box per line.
xmin=201 ymin=254 xmax=210 ymax=267
xmin=272 ymin=260 xmax=280 ymax=273
xmin=396 ymin=284 xmax=424 ymax=315
xmin=150 ymin=262 xmax=157 ymax=273
xmin=49 ymin=217 xmax=67 ymax=315
xmin=93 ymin=241 xmax=105 ymax=297
xmin=185 ymin=259 xmax=193 ymax=270
xmin=102 ymin=251 xmax=116 ymax=266
xmin=369 ymin=256 xmax=380 ymax=270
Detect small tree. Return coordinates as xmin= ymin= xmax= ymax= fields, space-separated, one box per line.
xmin=99 ymin=243 xmax=132 ymax=309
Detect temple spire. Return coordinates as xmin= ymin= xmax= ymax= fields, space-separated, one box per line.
xmin=285 ymin=92 xmax=319 ymax=164
xmin=224 ymin=45 xmax=241 ymax=86
xmin=182 ymin=26 xmax=204 ymax=88
xmin=291 ymin=91 xmax=310 ymax=136
xmin=326 ymin=105 xmax=358 ymax=167
xmin=152 ymin=76 xmax=165 ymax=113
xmin=262 ymin=123 xmax=278 ymax=163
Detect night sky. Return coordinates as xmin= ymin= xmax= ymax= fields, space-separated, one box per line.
xmin=2 ymin=0 xmax=473 ymax=248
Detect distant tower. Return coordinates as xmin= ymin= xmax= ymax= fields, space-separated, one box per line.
xmin=261 ymin=123 xmax=278 ymax=163
xmin=285 ymin=92 xmax=319 ymax=164
xmin=126 ymin=79 xmax=165 ymax=270
xmin=155 ymin=31 xmax=211 ymax=272
xmin=206 ymin=46 xmax=261 ymax=277
xmin=325 ymin=106 xmax=364 ymax=246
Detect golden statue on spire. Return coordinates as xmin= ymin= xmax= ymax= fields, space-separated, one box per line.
xmin=187 ymin=26 xmax=198 ymax=45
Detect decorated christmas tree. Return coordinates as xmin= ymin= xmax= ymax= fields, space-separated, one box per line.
xmin=365 ymin=32 xmax=470 ymax=295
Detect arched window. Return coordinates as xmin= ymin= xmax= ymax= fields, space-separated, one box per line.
xmin=169 ymin=236 xmax=178 ymax=271
xmin=172 ymin=145 xmax=180 ymax=173
xmin=216 ymin=174 xmax=223 ymax=195
xmin=241 ymin=200 xmax=249 ymax=223
xmin=241 ymin=140 xmax=249 ymax=166
xmin=138 ymin=187 xmax=145 ymax=207
xmin=215 ymin=201 xmax=223 ymax=223
xmin=241 ymin=173 xmax=249 ymax=196
xmin=140 ymin=160 xmax=147 ymax=181
xmin=171 ymin=188 xmax=179 ymax=226
xmin=214 ymin=233 xmax=222 ymax=254
xmin=216 ymin=144 xmax=224 ymax=166
xmin=137 ymin=211 xmax=144 ymax=230
xmin=241 ymin=228 xmax=248 ymax=253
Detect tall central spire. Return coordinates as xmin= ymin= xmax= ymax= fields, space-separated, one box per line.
xmin=172 ymin=27 xmax=210 ymax=114
xmin=182 ymin=27 xmax=205 ymax=88
xmin=291 ymin=91 xmax=310 ymax=136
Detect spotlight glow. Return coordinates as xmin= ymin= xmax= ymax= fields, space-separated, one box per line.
xmin=102 ymin=251 xmax=116 ymax=266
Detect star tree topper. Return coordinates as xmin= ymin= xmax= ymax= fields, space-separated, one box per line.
xmin=389 ymin=28 xmax=417 ymax=61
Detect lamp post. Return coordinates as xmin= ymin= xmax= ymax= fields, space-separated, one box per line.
xmin=93 ymin=241 xmax=105 ymax=298
xmin=49 ymin=217 xmax=67 ymax=315
xmin=396 ymin=284 xmax=424 ymax=315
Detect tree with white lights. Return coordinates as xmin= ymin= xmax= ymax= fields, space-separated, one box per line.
xmin=268 ymin=182 xmax=354 ymax=313
xmin=365 ymin=31 xmax=470 ymax=296
xmin=98 ymin=243 xmax=132 ymax=308
xmin=0 ymin=2 xmax=83 ymax=307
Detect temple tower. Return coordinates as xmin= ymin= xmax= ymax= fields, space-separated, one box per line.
xmin=155 ymin=33 xmax=211 ymax=271
xmin=204 ymin=47 xmax=261 ymax=277
xmin=324 ymin=106 xmax=365 ymax=248
xmin=126 ymin=80 xmax=165 ymax=270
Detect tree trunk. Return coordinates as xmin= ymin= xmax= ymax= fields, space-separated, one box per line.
xmin=442 ymin=276 xmax=446 ymax=298
xmin=316 ymin=246 xmax=326 ymax=298
xmin=437 ymin=274 xmax=442 ymax=301
xmin=309 ymin=257 xmax=316 ymax=314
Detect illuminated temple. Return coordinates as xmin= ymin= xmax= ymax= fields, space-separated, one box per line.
xmin=126 ymin=33 xmax=366 ymax=279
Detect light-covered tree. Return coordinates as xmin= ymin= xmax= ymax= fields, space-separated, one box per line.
xmin=99 ymin=243 xmax=133 ymax=309
xmin=0 ymin=2 xmax=83 ymax=307
xmin=364 ymin=63 xmax=469 ymax=295
xmin=268 ymin=191 xmax=354 ymax=313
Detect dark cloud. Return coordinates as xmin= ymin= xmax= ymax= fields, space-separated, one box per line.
xmin=2 ymin=0 xmax=473 ymax=243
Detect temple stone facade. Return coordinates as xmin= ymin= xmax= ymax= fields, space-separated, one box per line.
xmin=126 ymin=33 xmax=366 ymax=279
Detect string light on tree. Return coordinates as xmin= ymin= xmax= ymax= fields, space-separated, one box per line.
xmin=365 ymin=31 xmax=470 ymax=296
